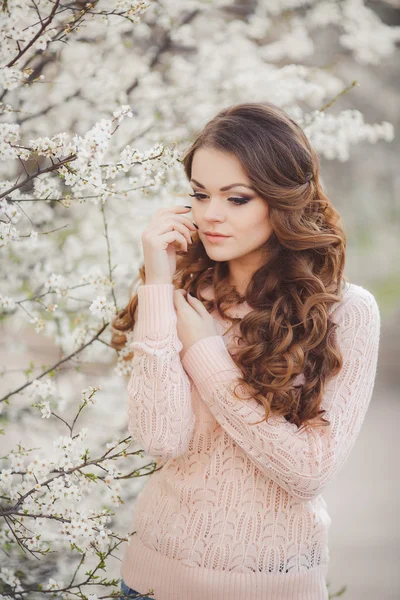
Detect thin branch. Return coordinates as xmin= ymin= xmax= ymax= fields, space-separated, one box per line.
xmin=319 ymin=79 xmax=360 ymax=112
xmin=0 ymin=322 xmax=108 ymax=403
xmin=0 ymin=154 xmax=77 ymax=200
xmin=1 ymin=442 xmax=147 ymax=517
xmin=6 ymin=0 xmax=62 ymax=68
xmin=100 ymin=202 xmax=118 ymax=311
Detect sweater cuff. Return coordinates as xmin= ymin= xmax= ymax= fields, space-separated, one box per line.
xmin=134 ymin=283 xmax=177 ymax=339
xmin=181 ymin=335 xmax=239 ymax=388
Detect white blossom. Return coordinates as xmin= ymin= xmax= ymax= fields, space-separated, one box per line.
xmin=0 ymin=469 xmax=13 ymax=490
xmin=0 ymin=67 xmax=26 ymax=91
xmin=0 ymin=567 xmax=24 ymax=592
xmin=38 ymin=401 xmax=51 ymax=419
xmin=0 ymin=294 xmax=16 ymax=311
xmin=81 ymin=385 xmax=101 ymax=406
xmin=28 ymin=378 xmax=56 ymax=400
xmin=0 ymin=222 xmax=19 ymax=247
xmin=47 ymin=578 xmax=64 ymax=591
xmin=9 ymin=454 xmax=25 ymax=473
xmin=89 ymin=296 xmax=116 ymax=320
xmin=44 ymin=273 xmax=68 ymax=297
xmin=29 ymin=316 xmax=46 ymax=334
xmin=113 ymin=104 xmax=133 ymax=122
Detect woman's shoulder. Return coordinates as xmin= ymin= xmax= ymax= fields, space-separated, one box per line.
xmin=201 ymin=279 xmax=379 ymax=323
xmin=330 ymin=280 xmax=380 ymax=325
xmin=340 ymin=280 xmax=378 ymax=306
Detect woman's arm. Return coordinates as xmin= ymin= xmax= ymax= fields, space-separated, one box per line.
xmin=127 ymin=283 xmax=196 ymax=460
xmin=181 ymin=286 xmax=380 ymax=502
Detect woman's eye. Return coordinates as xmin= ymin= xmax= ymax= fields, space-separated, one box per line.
xmin=189 ymin=193 xmax=207 ymax=200
xmin=188 ymin=192 xmax=250 ymax=206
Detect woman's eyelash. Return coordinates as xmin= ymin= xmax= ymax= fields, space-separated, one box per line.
xmin=188 ymin=192 xmax=250 ymax=206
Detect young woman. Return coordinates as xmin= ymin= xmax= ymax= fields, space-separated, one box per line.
xmin=112 ymin=102 xmax=381 ymax=600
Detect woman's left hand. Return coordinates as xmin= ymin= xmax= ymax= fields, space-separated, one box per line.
xmin=174 ymin=289 xmax=220 ymax=359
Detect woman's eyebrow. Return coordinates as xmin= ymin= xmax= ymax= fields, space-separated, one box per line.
xmin=190 ymin=178 xmax=255 ymax=191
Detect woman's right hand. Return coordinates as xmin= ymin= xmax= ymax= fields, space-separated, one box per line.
xmin=141 ymin=205 xmax=197 ymax=284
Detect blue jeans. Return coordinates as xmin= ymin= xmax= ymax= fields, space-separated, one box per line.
xmin=119 ymin=579 xmax=156 ymax=599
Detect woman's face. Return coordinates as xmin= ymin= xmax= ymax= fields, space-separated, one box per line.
xmin=190 ymin=147 xmax=273 ymax=274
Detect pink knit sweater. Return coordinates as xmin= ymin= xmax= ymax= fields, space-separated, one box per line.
xmin=120 ymin=281 xmax=380 ymax=600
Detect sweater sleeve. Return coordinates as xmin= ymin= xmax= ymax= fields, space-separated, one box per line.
xmin=181 ymin=286 xmax=381 ymax=502
xmin=126 ymin=284 xmax=196 ymax=460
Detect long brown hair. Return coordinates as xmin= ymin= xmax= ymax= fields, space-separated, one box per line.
xmin=111 ymin=102 xmax=348 ymax=433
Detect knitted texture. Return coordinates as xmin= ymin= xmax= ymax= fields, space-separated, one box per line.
xmin=121 ymin=282 xmax=380 ymax=600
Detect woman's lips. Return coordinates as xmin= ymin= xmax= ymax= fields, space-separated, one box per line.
xmin=204 ymin=233 xmax=230 ymax=243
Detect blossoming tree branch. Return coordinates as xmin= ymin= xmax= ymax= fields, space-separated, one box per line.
xmin=0 ymin=0 xmax=397 ymax=598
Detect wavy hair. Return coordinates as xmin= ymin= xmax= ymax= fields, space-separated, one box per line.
xmin=111 ymin=102 xmax=348 ymax=433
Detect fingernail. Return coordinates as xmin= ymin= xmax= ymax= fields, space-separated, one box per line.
xmin=192 ymin=222 xmax=199 ymax=229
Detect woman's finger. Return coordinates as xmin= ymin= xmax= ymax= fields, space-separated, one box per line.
xmin=173 ymin=289 xmax=187 ymax=308
xmin=186 ymin=293 xmax=209 ymax=315
xmin=187 ymin=293 xmax=204 ymax=304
